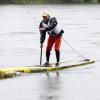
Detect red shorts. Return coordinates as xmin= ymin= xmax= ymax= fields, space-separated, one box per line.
xmin=46 ymin=36 xmax=62 ymax=51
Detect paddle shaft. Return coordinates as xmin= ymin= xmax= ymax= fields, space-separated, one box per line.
xmin=40 ymin=44 xmax=43 ymax=66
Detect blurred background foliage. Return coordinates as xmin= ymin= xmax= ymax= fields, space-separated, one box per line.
xmin=0 ymin=0 xmax=100 ymax=4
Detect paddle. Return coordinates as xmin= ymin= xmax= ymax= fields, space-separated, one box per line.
xmin=40 ymin=43 xmax=43 ymax=66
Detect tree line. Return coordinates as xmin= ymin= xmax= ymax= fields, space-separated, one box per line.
xmin=0 ymin=0 xmax=100 ymax=4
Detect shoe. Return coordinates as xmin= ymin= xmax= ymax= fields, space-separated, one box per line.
xmin=42 ymin=62 xmax=51 ymax=67
xmin=55 ymin=62 xmax=59 ymax=67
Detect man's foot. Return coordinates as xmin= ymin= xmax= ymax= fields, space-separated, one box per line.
xmin=55 ymin=62 xmax=59 ymax=67
xmin=42 ymin=62 xmax=51 ymax=67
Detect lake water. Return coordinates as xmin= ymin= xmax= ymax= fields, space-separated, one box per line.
xmin=0 ymin=4 xmax=100 ymax=100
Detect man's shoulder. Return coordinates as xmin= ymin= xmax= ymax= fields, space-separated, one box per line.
xmin=49 ymin=17 xmax=57 ymax=23
xmin=50 ymin=17 xmax=56 ymax=20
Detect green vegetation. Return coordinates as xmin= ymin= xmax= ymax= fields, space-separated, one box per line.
xmin=0 ymin=0 xmax=100 ymax=4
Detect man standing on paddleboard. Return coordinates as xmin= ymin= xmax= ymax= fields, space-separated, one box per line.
xmin=39 ymin=11 xmax=64 ymax=67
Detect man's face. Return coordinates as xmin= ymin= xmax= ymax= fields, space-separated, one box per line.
xmin=42 ymin=16 xmax=49 ymax=22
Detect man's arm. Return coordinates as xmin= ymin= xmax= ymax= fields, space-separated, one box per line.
xmin=39 ymin=22 xmax=46 ymax=44
xmin=40 ymin=31 xmax=46 ymax=44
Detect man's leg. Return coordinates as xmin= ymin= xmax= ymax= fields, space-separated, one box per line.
xmin=55 ymin=50 xmax=60 ymax=63
xmin=55 ymin=37 xmax=62 ymax=66
xmin=46 ymin=50 xmax=50 ymax=63
xmin=46 ymin=37 xmax=54 ymax=63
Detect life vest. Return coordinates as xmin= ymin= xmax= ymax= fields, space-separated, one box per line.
xmin=42 ymin=17 xmax=62 ymax=36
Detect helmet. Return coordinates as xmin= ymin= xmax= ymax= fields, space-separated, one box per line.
xmin=42 ymin=11 xmax=49 ymax=17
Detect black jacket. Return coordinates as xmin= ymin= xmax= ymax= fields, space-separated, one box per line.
xmin=39 ymin=17 xmax=64 ymax=44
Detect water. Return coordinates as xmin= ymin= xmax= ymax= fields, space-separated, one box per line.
xmin=0 ymin=4 xmax=100 ymax=100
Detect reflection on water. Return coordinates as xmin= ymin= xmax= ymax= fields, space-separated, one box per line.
xmin=39 ymin=75 xmax=61 ymax=100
